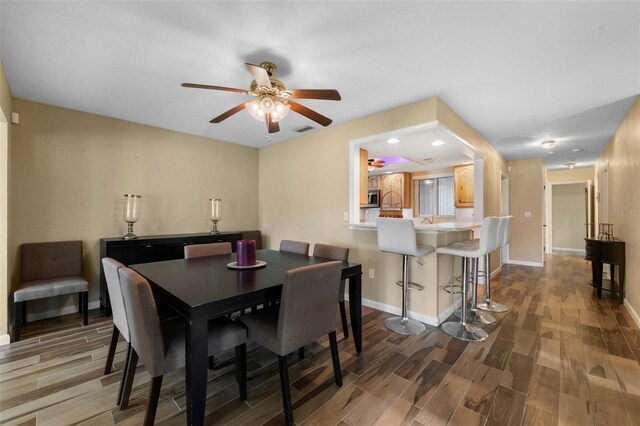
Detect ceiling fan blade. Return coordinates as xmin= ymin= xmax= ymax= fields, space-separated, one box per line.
xmin=285 ymin=89 xmax=341 ymax=101
xmin=289 ymin=100 xmax=333 ymax=127
xmin=210 ymin=103 xmax=247 ymax=123
xmin=245 ymin=63 xmax=272 ymax=88
xmin=181 ymin=83 xmax=247 ymax=94
xmin=266 ymin=114 xmax=280 ymax=133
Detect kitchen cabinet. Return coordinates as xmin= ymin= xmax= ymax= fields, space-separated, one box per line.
xmin=360 ymin=148 xmax=368 ymax=206
xmin=368 ymin=176 xmax=379 ymax=189
xmin=454 ymin=164 xmax=474 ymax=208
xmin=380 ymin=172 xmax=411 ymax=208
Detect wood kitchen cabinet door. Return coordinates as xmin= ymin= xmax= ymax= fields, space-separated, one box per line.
xmin=454 ymin=164 xmax=474 ymax=208
xmin=368 ymin=176 xmax=379 ymax=189
xmin=380 ymin=173 xmax=411 ymax=208
xmin=360 ymin=148 xmax=368 ymax=205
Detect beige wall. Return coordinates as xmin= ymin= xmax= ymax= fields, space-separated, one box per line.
xmin=9 ymin=99 xmax=259 ymax=320
xmin=596 ymin=97 xmax=640 ymax=323
xmin=508 ymin=158 xmax=545 ymax=264
xmin=547 ymin=167 xmax=594 ymax=183
xmin=551 ymin=183 xmax=587 ymax=250
xmin=0 ymin=61 xmax=12 ymax=339
xmin=259 ymin=97 xmax=507 ymax=318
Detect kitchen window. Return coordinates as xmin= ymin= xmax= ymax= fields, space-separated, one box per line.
xmin=415 ymin=176 xmax=456 ymax=217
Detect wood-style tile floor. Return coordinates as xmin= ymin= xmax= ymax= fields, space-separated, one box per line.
xmin=2 ymin=253 xmax=640 ymax=425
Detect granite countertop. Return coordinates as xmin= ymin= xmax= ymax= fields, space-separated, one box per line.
xmin=348 ymin=221 xmax=480 ymax=234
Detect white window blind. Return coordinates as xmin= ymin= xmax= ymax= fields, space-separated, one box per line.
xmin=415 ymin=176 xmax=455 ymax=216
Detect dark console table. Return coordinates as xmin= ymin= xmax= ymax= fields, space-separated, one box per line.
xmin=99 ymin=232 xmax=242 ymax=314
xmin=585 ymin=237 xmax=625 ymax=301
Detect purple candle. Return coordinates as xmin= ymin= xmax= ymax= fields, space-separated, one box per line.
xmin=236 ymin=239 xmax=256 ymax=266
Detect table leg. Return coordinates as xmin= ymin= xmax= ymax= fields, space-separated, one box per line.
xmin=348 ymin=273 xmax=363 ymax=354
xmin=185 ymin=319 xmax=208 ymax=426
xmin=594 ymin=261 xmax=603 ymax=298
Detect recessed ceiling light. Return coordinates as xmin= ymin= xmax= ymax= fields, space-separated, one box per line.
xmin=546 ymin=151 xmax=555 ymax=155
xmin=385 ymin=171 xmax=392 ymax=174
xmin=572 ymin=148 xmax=581 ymax=153
xmin=387 ymin=137 xmax=400 ymax=144
xmin=432 ymin=140 xmax=445 ymax=146
xmin=565 ymin=162 xmax=576 ymax=169
xmin=541 ymin=140 xmax=556 ymax=149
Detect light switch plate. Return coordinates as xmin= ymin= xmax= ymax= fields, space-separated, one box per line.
xmin=524 ymin=211 xmax=532 ymax=218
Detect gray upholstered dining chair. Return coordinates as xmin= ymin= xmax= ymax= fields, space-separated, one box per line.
xmin=13 ymin=241 xmax=89 ymax=342
xmin=242 ymin=230 xmax=263 ymax=249
xmin=184 ymin=242 xmax=232 ymax=258
xmin=101 ymin=258 xmax=133 ymax=407
xmin=313 ymin=243 xmax=350 ymax=339
xmin=118 ymin=267 xmax=248 ymax=425
xmin=279 ymin=239 xmax=309 ymax=255
xmin=238 ymin=261 xmax=344 ymax=426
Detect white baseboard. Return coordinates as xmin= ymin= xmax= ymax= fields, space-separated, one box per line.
xmin=345 ymin=296 xmax=462 ymax=327
xmin=0 ymin=334 xmax=10 ymax=346
xmin=624 ymin=299 xmax=640 ymax=329
xmin=505 ymin=259 xmax=544 ymax=268
xmin=24 ymin=301 xmax=101 ymax=323
xmin=552 ymin=247 xmax=586 ymax=254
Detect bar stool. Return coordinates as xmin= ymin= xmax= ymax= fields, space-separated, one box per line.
xmin=377 ymin=218 xmax=435 ymax=335
xmin=437 ymin=217 xmax=501 ymax=341
xmin=477 ymin=216 xmax=513 ymax=312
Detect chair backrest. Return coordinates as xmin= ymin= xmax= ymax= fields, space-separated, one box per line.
xmin=376 ymin=218 xmax=419 ymax=256
xmin=477 ymin=216 xmax=502 ymax=254
xmin=313 ymin=243 xmax=349 ymax=262
xmin=501 ymin=216 xmax=514 ymax=247
xmin=184 ymin=242 xmax=232 ymax=259
xmin=102 ymin=257 xmax=129 ymax=341
xmin=279 ymin=240 xmax=309 ymax=255
xmin=276 ymin=261 xmax=342 ymax=355
xmin=118 ymin=267 xmax=165 ymax=377
xmin=21 ymin=240 xmax=83 ymax=282
xmin=242 ymin=230 xmax=263 ymax=250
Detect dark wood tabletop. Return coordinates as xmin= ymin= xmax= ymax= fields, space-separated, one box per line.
xmin=130 ymin=248 xmax=363 ymax=426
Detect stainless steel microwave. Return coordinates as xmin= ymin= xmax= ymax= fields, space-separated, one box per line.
xmin=363 ymin=189 xmax=380 ymax=208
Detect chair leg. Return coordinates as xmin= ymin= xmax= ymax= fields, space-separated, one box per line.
xmin=22 ymin=301 xmax=27 ymax=325
xmin=14 ymin=301 xmax=22 ymax=342
xmin=117 ymin=343 xmax=132 ymax=406
xmin=120 ymin=348 xmax=138 ymax=410
xmin=339 ymin=301 xmax=349 ymax=339
xmin=81 ymin=292 xmax=88 ymax=325
xmin=278 ymin=355 xmax=294 ymax=426
xmin=209 ymin=355 xmax=215 ymax=371
xmin=298 ymin=346 xmax=305 ymax=359
xmin=104 ymin=325 xmax=120 ymax=375
xmin=235 ymin=343 xmax=247 ymax=401
xmin=144 ymin=375 xmax=163 ymax=426
xmin=329 ymin=331 xmax=343 ymax=387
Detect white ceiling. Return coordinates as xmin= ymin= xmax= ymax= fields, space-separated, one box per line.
xmin=1 ymin=1 xmax=639 ymax=169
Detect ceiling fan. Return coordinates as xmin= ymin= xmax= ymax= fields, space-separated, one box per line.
xmin=368 ymin=158 xmax=385 ymax=171
xmin=181 ymin=62 xmax=341 ymax=134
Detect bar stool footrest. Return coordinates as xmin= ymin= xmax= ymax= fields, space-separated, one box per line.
xmin=454 ymin=308 xmax=496 ymax=324
xmin=395 ymin=281 xmax=424 ymax=291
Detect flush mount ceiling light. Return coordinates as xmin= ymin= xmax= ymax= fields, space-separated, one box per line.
xmin=572 ymin=148 xmax=582 ymax=153
xmin=432 ymin=140 xmax=445 ymax=146
xmin=541 ymin=140 xmax=556 ymax=149
xmin=387 ymin=137 xmax=400 ymax=144
xmin=182 ymin=62 xmax=341 ymax=134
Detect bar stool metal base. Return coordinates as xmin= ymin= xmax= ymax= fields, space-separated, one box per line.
xmin=441 ymin=321 xmax=488 ymax=342
xmin=476 ymin=300 xmax=508 ymax=313
xmin=385 ymin=317 xmax=426 ymax=335
xmin=454 ymin=308 xmax=496 ymax=324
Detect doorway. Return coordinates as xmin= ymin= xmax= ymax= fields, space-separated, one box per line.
xmin=546 ymin=180 xmax=592 ymax=254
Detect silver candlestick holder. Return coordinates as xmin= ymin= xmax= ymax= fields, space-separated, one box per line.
xmin=123 ymin=194 xmax=141 ymax=240
xmin=209 ymin=198 xmax=221 ymax=234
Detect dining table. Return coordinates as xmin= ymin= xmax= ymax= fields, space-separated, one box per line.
xmin=130 ymin=248 xmax=363 ymax=426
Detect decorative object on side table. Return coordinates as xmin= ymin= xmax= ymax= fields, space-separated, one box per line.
xmin=597 ymin=223 xmax=614 ymax=240
xmin=209 ymin=198 xmax=221 ymax=234
xmin=123 ymin=194 xmax=141 ymax=240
